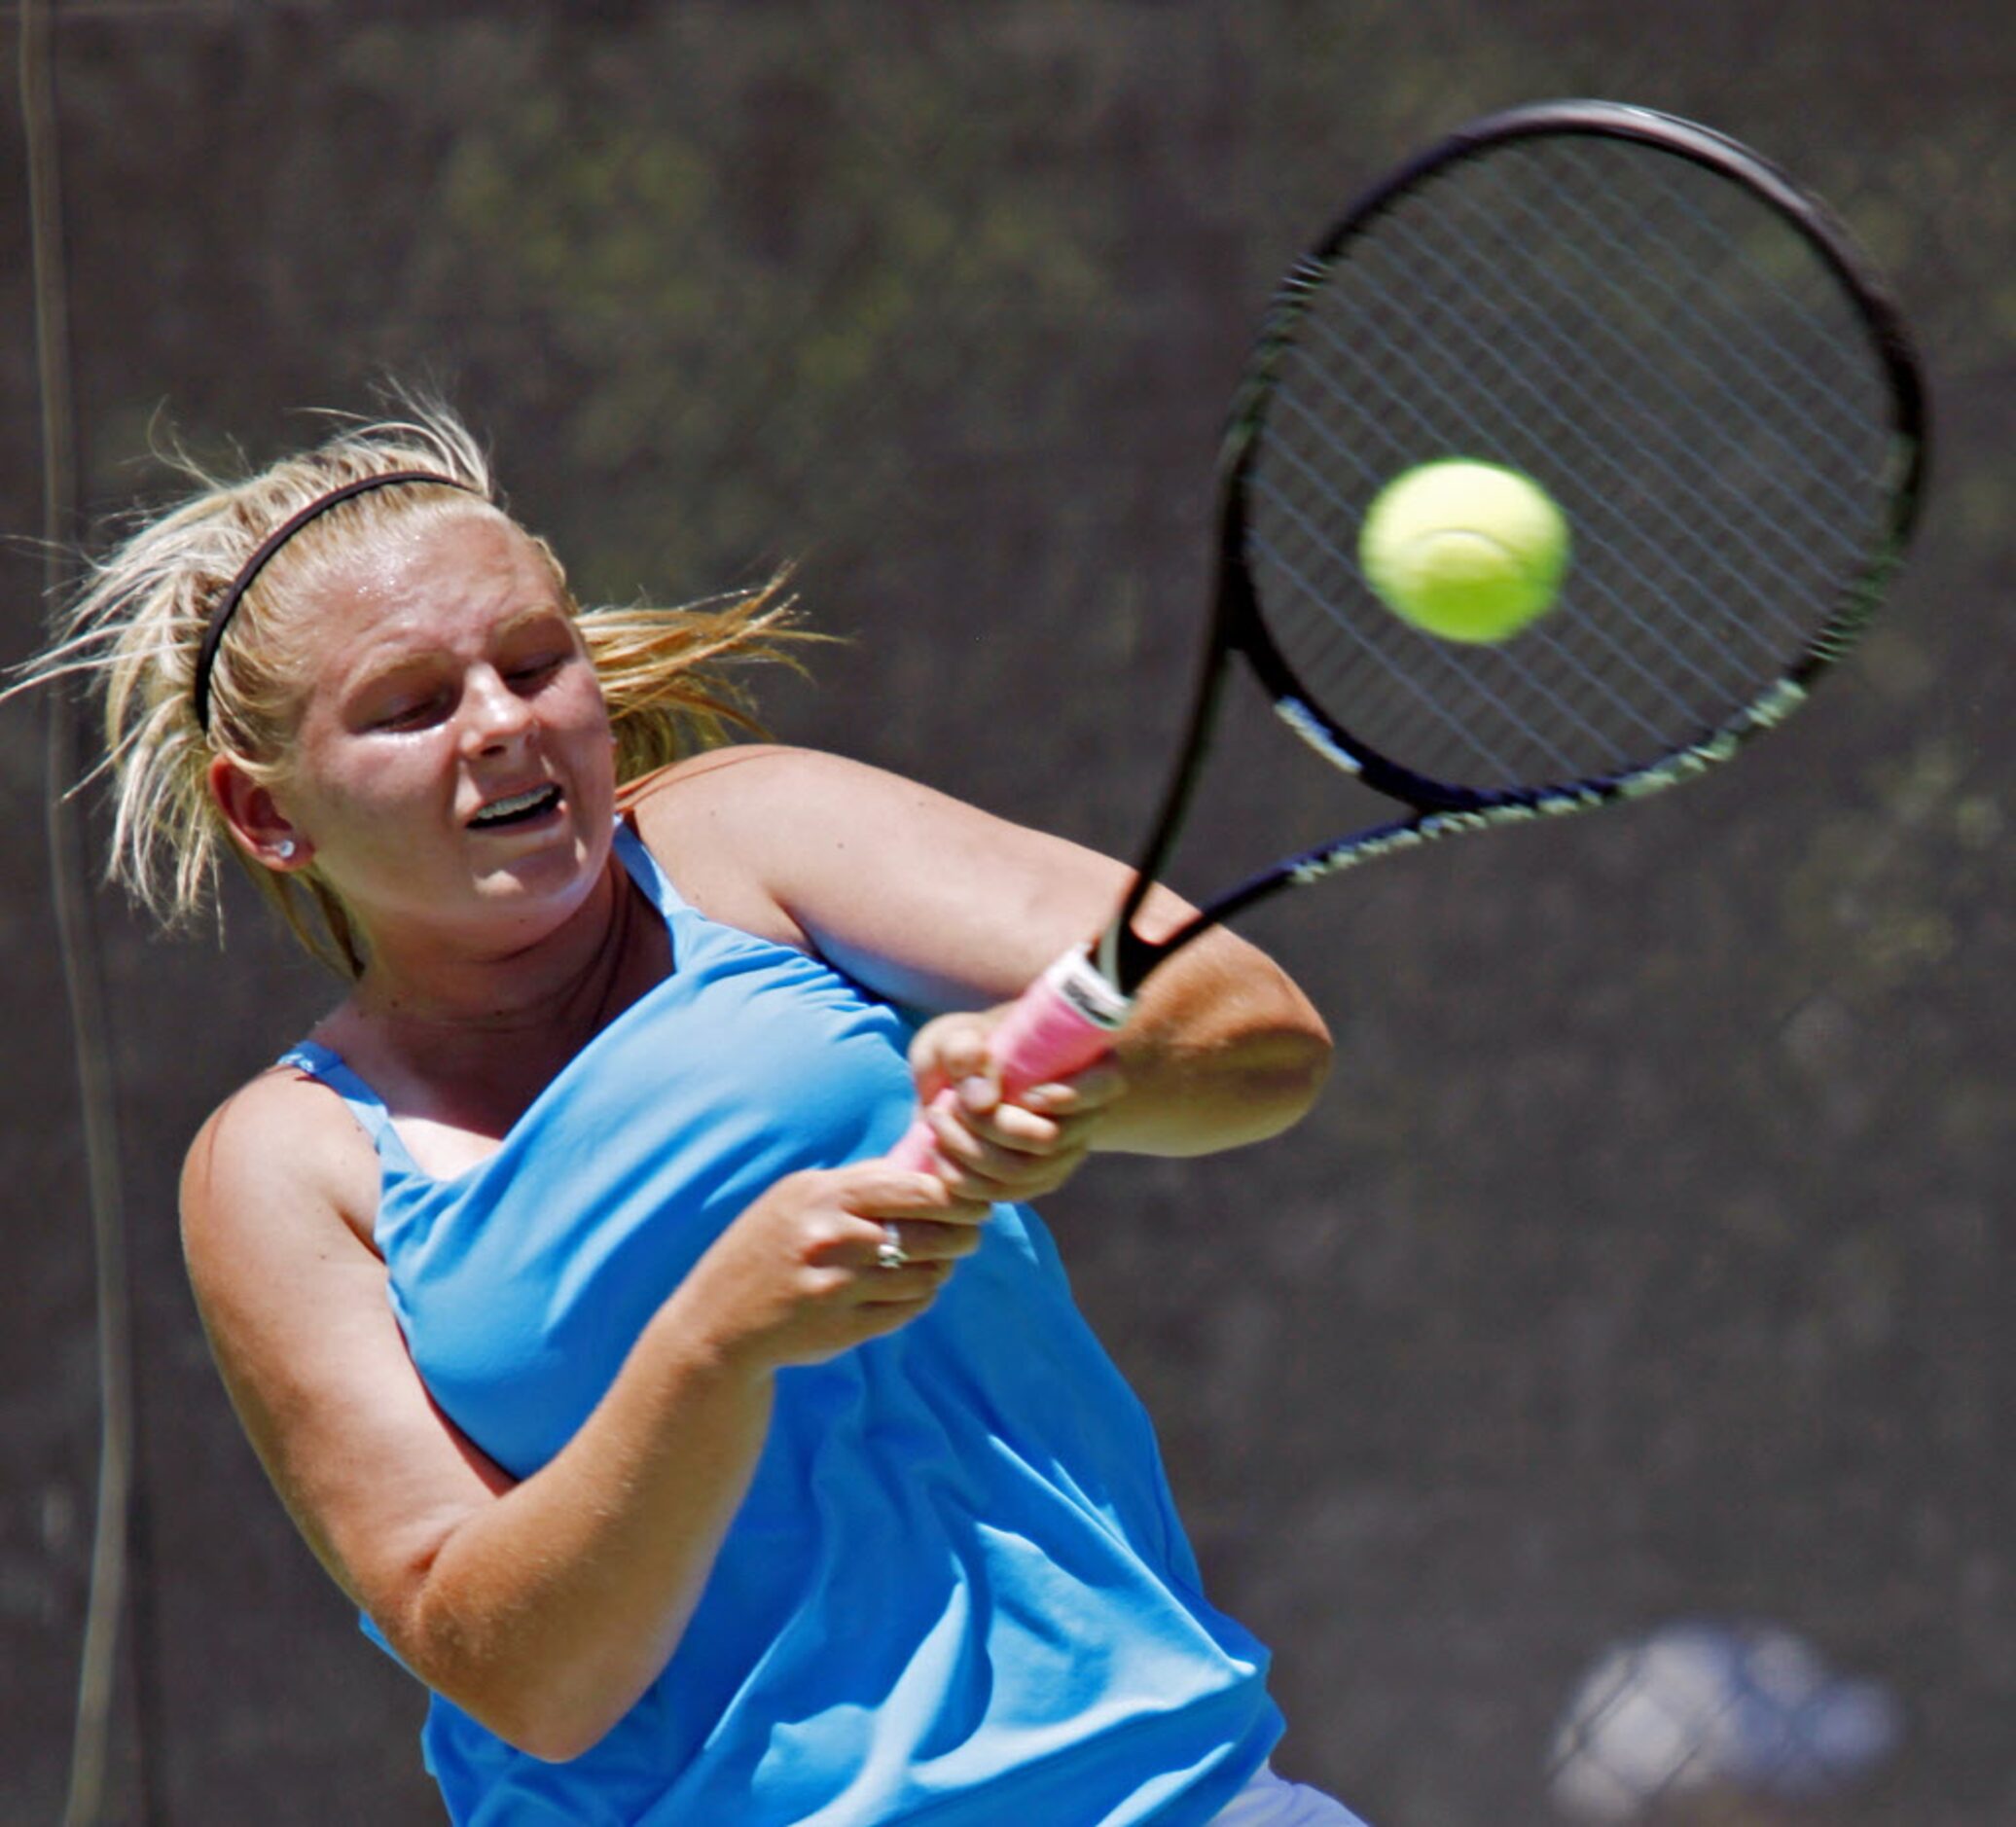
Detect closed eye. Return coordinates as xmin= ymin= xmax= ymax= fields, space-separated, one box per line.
xmin=505 ymin=653 xmax=570 ymax=692
xmin=369 ymin=690 xmax=453 ymax=732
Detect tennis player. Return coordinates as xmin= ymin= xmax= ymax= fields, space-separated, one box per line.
xmin=37 ymin=402 xmax=1364 ymax=1826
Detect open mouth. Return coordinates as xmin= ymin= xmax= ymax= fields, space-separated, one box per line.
xmin=468 ymin=783 xmax=563 ymax=830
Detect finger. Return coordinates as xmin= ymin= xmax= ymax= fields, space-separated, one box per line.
xmin=951 ymin=1071 xmax=1001 ymax=1120
xmin=971 ymin=1102 xmax=1104 ymax=1167
xmin=1016 ymin=1058 xmax=1128 ymax=1116
xmin=858 ymin=1253 xmax=954 ymax=1294
xmin=909 ymin=1015 xmax=1001 ymax=1105
xmin=931 ymin=1152 xmax=1087 ymax=1206
xmin=837 ymin=1164 xmax=994 ymax=1223
xmin=936 ymin=1095 xmax=1067 ymax=1158
xmin=871 ymin=1217 xmax=986 ymax=1267
xmin=848 ymin=1274 xmax=950 ymax=1325
xmin=923 ymin=1117 xmax=1094 ymax=1202
xmin=927 ymin=1093 xmax=1094 ymax=1173
xmin=852 ymin=1232 xmax=956 ymax=1307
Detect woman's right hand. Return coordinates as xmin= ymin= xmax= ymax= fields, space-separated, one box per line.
xmin=680 ymin=1163 xmax=992 ymax=1372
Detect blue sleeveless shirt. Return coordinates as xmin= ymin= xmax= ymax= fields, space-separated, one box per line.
xmin=280 ymin=823 xmax=1280 ymax=1825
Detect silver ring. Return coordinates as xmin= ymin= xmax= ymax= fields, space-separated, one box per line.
xmin=876 ymin=1222 xmax=909 ymax=1271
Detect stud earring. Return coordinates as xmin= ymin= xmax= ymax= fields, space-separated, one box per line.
xmin=274 ymin=839 xmax=298 ymax=862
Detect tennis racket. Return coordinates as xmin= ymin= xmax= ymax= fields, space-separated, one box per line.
xmin=890 ymin=98 xmax=1928 ymax=1167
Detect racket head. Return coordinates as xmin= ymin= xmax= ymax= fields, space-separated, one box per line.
xmin=1218 ymin=99 xmax=1929 ymax=821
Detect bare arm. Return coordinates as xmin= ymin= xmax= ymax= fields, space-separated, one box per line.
xmin=191 ymin=749 xmax=1324 ymax=1760
xmin=631 ymin=746 xmax=1333 ymax=1161
xmin=184 ymin=1072 xmax=987 ymax=1761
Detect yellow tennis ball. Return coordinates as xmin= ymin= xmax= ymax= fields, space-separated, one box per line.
xmin=1358 ymin=459 xmax=1570 ymax=643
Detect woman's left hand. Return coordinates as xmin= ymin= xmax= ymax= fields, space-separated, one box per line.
xmin=907 ymin=1011 xmax=1128 ymax=1203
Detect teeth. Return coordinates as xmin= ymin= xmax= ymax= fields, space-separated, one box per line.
xmin=472 ymin=785 xmax=558 ymax=826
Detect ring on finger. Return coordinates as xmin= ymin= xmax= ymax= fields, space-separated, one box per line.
xmin=876 ymin=1222 xmax=909 ymax=1271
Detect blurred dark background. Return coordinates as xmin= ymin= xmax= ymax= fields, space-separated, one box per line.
xmin=1 ymin=3 xmax=2007 ymax=1823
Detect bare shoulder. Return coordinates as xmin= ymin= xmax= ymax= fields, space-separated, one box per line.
xmin=630 ymin=744 xmax=1016 ymax=868
xmin=180 ymin=1066 xmax=512 ymax=1620
xmin=630 ymin=743 xmax=1136 ymax=1012
xmin=181 ymin=1066 xmax=383 ymax=1272
xmin=629 ymin=743 xmax=912 ymax=825
xmin=627 ymin=745 xmax=931 ymax=946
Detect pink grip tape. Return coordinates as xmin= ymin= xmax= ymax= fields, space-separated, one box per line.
xmin=886 ymin=948 xmax=1132 ymax=1172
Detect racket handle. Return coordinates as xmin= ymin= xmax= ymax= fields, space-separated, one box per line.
xmin=886 ymin=947 xmax=1133 ymax=1173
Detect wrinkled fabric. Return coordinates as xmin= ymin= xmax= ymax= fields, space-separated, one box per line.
xmin=280 ymin=820 xmax=1279 ymax=1825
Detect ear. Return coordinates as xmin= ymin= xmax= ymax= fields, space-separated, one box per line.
xmin=207 ymin=755 xmax=311 ymax=872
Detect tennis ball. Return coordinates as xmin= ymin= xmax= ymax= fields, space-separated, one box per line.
xmin=1358 ymin=459 xmax=1569 ymax=643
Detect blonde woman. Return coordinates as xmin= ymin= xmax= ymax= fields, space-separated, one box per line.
xmin=28 ymin=404 xmax=1361 ymax=1826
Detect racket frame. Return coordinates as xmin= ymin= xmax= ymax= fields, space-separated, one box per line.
xmin=1096 ymin=98 xmax=1929 ymax=998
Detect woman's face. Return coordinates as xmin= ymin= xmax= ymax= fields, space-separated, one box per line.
xmin=261 ymin=509 xmax=618 ymax=956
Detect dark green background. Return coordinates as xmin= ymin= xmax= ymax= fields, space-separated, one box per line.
xmin=3 ymin=4 xmax=2008 ymax=1822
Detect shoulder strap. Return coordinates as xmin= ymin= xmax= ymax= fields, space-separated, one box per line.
xmin=612 ymin=817 xmax=693 ymax=916
xmin=276 ymin=1040 xmax=407 ymax=1161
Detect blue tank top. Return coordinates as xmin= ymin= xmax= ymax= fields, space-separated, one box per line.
xmin=280 ymin=822 xmax=1280 ymax=1826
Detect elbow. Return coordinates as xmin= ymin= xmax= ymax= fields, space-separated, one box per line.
xmin=419 ymin=1649 xmax=636 ymax=1767
xmin=1232 ymin=957 xmax=1334 ymax=1130
xmin=1220 ymin=960 xmax=1336 ymax=1144
xmin=1227 ymin=1021 xmax=1333 ymax=1145
xmin=495 ymin=1708 xmax=617 ymax=1769
xmin=1120 ymin=947 xmax=1334 ymax=1155
xmin=388 ymin=1588 xmax=650 ymax=1768
xmin=1277 ymin=1021 xmax=1335 ymax=1118
xmin=1139 ymin=1012 xmax=1332 ymax=1158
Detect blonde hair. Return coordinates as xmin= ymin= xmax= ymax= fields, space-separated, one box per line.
xmin=22 ymin=399 xmax=809 ymax=976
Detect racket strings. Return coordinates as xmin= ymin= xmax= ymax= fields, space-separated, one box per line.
xmin=1634 ymin=156 xmax=1893 ymax=445
xmin=1361 ymin=166 xmax=1854 ymax=671
xmin=1244 ymin=132 xmax=1898 ymax=792
xmin=1253 ymin=433 xmax=1618 ymax=777
xmin=1275 ymin=294 xmax=1746 ymax=761
xmin=1271 ymin=312 xmax=1718 ymax=770
xmin=1481 ymin=153 xmax=1893 ymax=579
xmin=1272 ymin=239 xmax=1792 ymax=762
xmin=1381 ymin=177 xmax=1853 ymax=710
xmin=1279 ymin=163 xmax=1882 ymax=774
xmin=1249 ymin=361 xmax=1601 ymax=775
xmin=1459 ymin=227 xmax=1867 ymax=625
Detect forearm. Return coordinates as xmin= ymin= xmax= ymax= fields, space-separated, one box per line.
xmin=909 ymin=895 xmax=1332 ymax=1177
xmin=393 ymin=1294 xmax=774 ymax=1762
xmin=375 ymin=1159 xmax=975 ymax=1762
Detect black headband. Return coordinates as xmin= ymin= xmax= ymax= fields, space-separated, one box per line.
xmin=192 ymin=469 xmax=482 ymax=733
